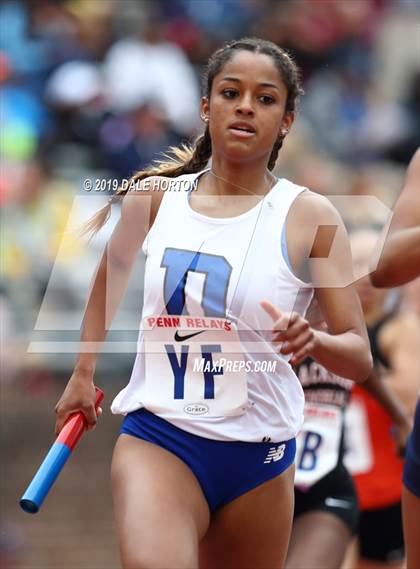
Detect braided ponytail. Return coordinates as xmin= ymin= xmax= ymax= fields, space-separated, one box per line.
xmin=81 ymin=127 xmax=212 ymax=238
xmin=267 ymin=135 xmax=284 ymax=171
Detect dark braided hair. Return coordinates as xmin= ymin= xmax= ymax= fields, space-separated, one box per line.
xmin=84 ymin=37 xmax=302 ymax=236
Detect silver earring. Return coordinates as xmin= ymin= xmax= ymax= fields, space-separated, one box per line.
xmin=202 ymin=116 xmax=209 ymax=123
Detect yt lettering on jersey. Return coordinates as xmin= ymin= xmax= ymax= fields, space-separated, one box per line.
xmin=165 ymin=344 xmax=223 ymax=400
xmin=264 ymin=444 xmax=286 ymax=464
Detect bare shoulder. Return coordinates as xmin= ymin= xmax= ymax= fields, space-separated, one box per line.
xmin=286 ymin=190 xmax=350 ymax=283
xmin=121 ymin=176 xmax=173 ymax=226
xmin=108 ymin=175 xmax=177 ymax=266
xmin=290 ymin=190 xmax=343 ymax=227
xmin=287 ymin=190 xmax=346 ymax=256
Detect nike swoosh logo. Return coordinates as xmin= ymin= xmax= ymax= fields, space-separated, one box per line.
xmin=324 ymin=497 xmax=352 ymax=509
xmin=174 ymin=330 xmax=205 ymax=342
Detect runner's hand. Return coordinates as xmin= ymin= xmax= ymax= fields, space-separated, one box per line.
xmin=54 ymin=372 xmax=101 ymax=436
xmin=261 ymin=300 xmax=317 ymax=366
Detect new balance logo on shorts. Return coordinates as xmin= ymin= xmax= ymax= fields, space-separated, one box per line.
xmin=264 ymin=444 xmax=286 ymax=464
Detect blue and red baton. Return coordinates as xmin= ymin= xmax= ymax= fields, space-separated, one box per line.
xmin=19 ymin=387 xmax=104 ymax=514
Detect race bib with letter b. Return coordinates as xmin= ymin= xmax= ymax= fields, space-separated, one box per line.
xmin=295 ymin=403 xmax=343 ymax=489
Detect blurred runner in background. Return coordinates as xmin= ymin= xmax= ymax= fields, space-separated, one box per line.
xmin=370 ymin=150 xmax=420 ymax=569
xmin=287 ymin=296 xmax=412 ymax=569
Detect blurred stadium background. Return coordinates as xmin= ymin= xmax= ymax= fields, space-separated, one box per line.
xmin=0 ymin=0 xmax=419 ymax=567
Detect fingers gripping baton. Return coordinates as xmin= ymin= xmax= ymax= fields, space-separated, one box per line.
xmin=19 ymin=387 xmax=104 ymax=514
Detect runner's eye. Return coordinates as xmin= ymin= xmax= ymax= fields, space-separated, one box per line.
xmin=259 ymin=95 xmax=275 ymax=105
xmin=221 ymin=89 xmax=238 ymax=99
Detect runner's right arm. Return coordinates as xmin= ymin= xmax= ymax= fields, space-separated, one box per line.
xmin=54 ymin=180 xmax=164 ymax=434
xmin=371 ymin=149 xmax=420 ymax=288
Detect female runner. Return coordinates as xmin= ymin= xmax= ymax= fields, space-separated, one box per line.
xmin=54 ymin=38 xmax=372 ymax=569
xmin=370 ymin=149 xmax=420 ymax=569
xmin=286 ymin=297 xmax=411 ymax=569
xmin=346 ymin=230 xmax=417 ymax=569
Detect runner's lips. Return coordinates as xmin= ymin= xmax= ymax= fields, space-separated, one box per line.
xmin=228 ymin=121 xmax=256 ymax=137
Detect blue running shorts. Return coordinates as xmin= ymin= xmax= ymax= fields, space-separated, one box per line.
xmin=120 ymin=408 xmax=296 ymax=512
xmin=403 ymin=398 xmax=420 ymax=498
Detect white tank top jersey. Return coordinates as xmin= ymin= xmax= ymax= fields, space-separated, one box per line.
xmin=111 ymin=170 xmax=314 ymax=442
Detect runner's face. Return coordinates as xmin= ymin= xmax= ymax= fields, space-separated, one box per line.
xmin=201 ymin=51 xmax=294 ymax=166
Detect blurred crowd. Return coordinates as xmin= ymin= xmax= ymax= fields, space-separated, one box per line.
xmin=1 ymin=2 xmax=419 ymax=567
xmin=1 ymin=0 xmax=419 ymax=380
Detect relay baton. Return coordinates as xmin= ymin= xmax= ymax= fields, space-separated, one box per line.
xmin=19 ymin=387 xmax=104 ymax=514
